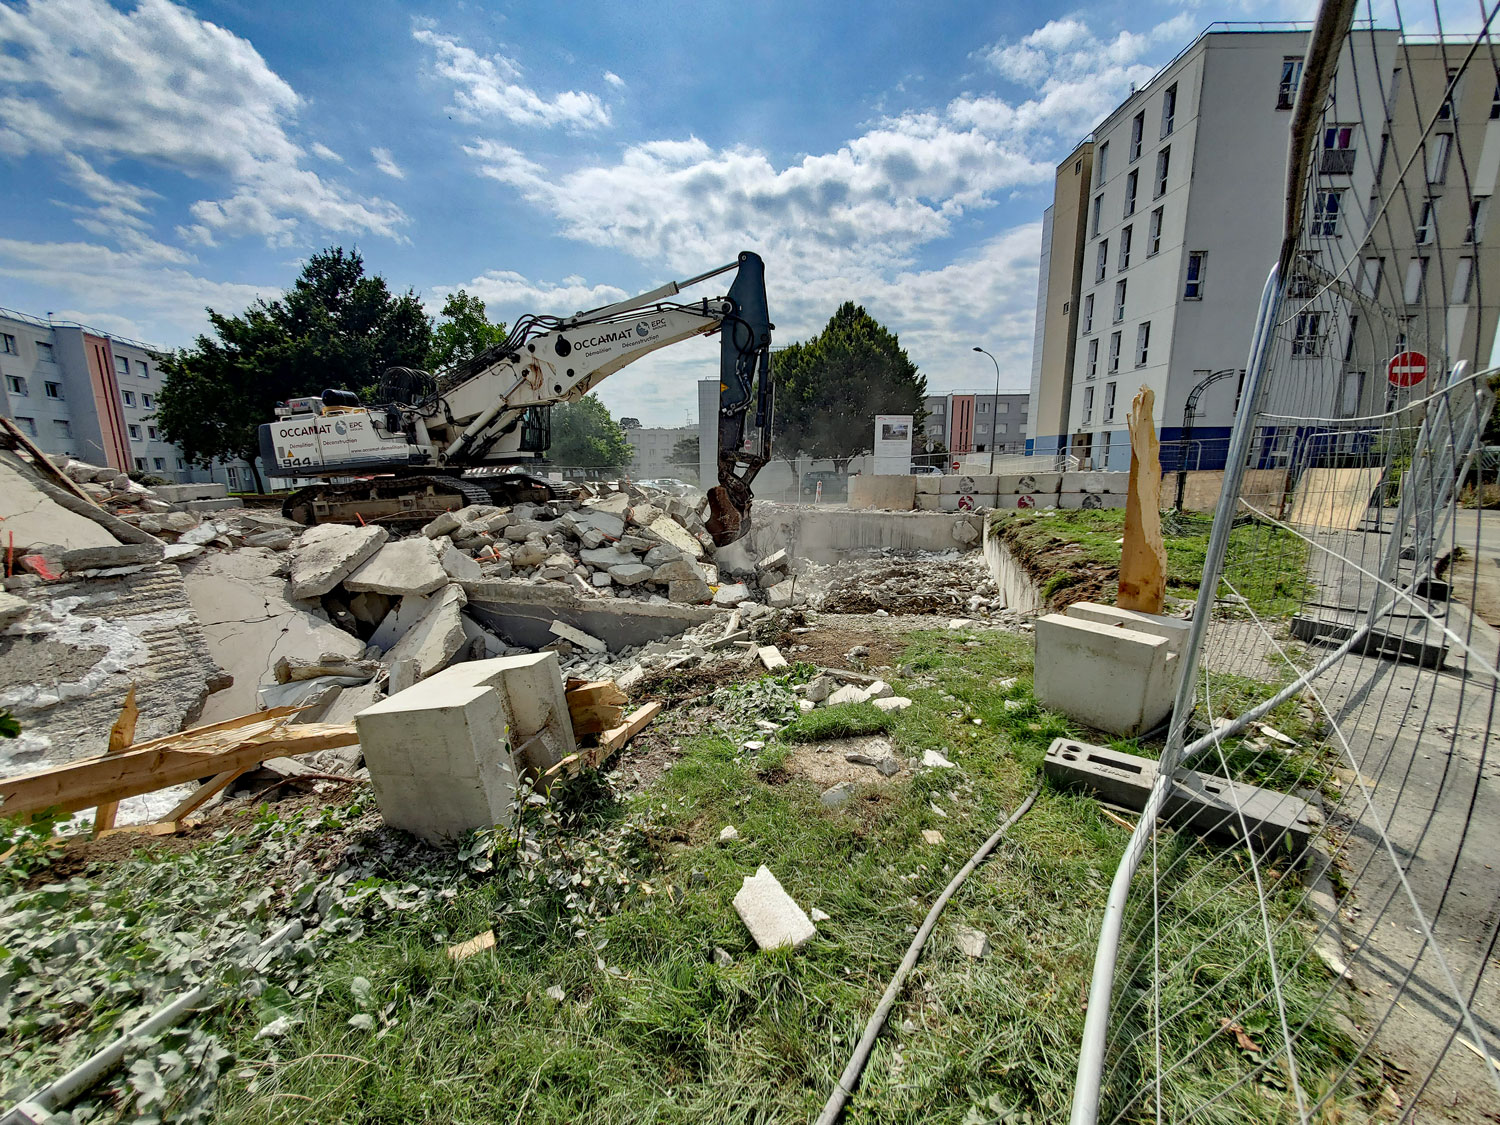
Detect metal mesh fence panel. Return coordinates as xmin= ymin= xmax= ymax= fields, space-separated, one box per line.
xmin=1071 ymin=4 xmax=1500 ymax=1122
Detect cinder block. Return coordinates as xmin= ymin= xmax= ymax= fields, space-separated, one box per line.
xmin=937 ymin=493 xmax=998 ymax=512
xmin=356 ymin=677 xmax=519 ymax=843
xmin=939 ymin=474 xmax=999 ymax=495
xmin=1043 ymin=739 xmax=1318 ymax=854
xmin=1034 ymin=614 xmax=1178 ymax=736
xmin=1058 ymin=491 xmax=1127 ymax=510
xmin=1060 ymin=471 xmax=1128 ymax=494
xmin=1065 ymin=603 xmax=1192 ymax=656
xmin=995 ymin=473 xmax=1063 ymax=495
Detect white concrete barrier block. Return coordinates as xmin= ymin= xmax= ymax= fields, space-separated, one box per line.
xmin=435 ymin=652 xmax=577 ymax=774
xmin=1033 ymin=614 xmax=1178 ymax=737
xmin=1065 ymin=603 xmax=1192 ymax=656
xmin=937 ymin=493 xmax=998 ymax=512
xmin=1058 ymin=492 xmax=1127 ymax=510
xmin=915 ymin=493 xmax=942 ymax=510
xmin=995 ymin=472 xmax=1063 ymax=495
xmin=1060 ymin=471 xmax=1128 ymax=494
xmin=990 ymin=494 xmax=1059 ymax=510
xmin=939 ymin=474 xmax=1000 ymax=495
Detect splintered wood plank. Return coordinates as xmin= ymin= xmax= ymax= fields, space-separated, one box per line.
xmin=0 ymin=720 xmax=358 ymax=820
xmin=93 ymin=686 xmax=140 ymax=834
xmin=568 ymin=704 xmax=627 ymax=736
xmin=161 ymin=766 xmax=253 ymax=823
xmin=599 ymin=702 xmax=663 ymax=753
xmin=447 ymin=930 xmax=496 ymax=961
xmin=565 ymin=680 xmax=627 ymax=707
xmin=1118 ymin=385 xmax=1167 ymax=614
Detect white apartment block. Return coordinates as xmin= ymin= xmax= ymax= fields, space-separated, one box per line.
xmin=623 ymin=423 xmax=697 ymax=482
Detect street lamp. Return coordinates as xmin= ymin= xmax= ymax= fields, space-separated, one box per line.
xmin=972 ymin=346 xmax=1001 ymax=474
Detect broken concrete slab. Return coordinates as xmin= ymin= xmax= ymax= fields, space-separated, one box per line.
xmin=579 ymin=546 xmax=634 ymax=568
xmin=0 ymin=592 xmax=30 ymax=629
xmin=369 ymin=592 xmax=434 ymax=651
xmin=757 ymin=645 xmax=788 ymax=672
xmin=384 ymin=583 xmax=468 ymax=683
xmin=272 ymin=653 xmax=383 ymax=683
xmin=464 ymin=578 xmax=712 ymax=653
xmin=713 ymin=582 xmax=751 ymax=608
xmin=288 ymin=524 xmax=389 ymax=599
xmin=647 ymin=515 xmax=703 ymax=559
xmin=609 ymin=562 xmax=653 ymax=586
xmin=184 ymin=548 xmax=364 ymax=724
xmin=651 ymin=557 xmax=704 ymax=583
xmin=668 ymin=578 xmax=713 ymax=604
xmin=344 ymin=538 xmax=449 ymax=597
xmin=61 ymin=541 xmax=165 ymax=571
xmin=422 ymin=511 xmax=463 ymax=539
xmin=922 ymin=749 xmax=955 ymax=769
xmin=827 ymin=684 xmax=869 ymax=707
xmin=0 ymin=453 xmax=122 ymax=552
xmin=550 ymin=620 xmax=607 ymax=653
xmin=733 ymin=866 xmax=816 ymax=950
xmin=439 ymin=541 xmax=482 ymax=584
xmin=873 ymin=696 xmax=913 ymax=712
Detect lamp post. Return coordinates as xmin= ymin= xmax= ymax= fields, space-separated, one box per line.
xmin=972 ymin=346 xmax=1001 ymax=474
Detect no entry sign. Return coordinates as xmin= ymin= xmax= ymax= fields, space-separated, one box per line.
xmin=1387 ymin=350 xmax=1427 ymax=387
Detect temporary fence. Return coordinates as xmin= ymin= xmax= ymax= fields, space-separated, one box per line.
xmin=1070 ymin=3 xmax=1500 ymax=1123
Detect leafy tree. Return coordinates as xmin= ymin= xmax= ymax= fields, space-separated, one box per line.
xmin=619 ymin=417 xmax=642 ymax=429
xmin=548 ymin=394 xmax=632 ymax=469
xmin=669 ymin=435 xmax=699 ymax=467
xmin=156 ymin=247 xmax=433 ymax=491
xmin=772 ymin=302 xmax=928 ymax=470
xmin=429 ymin=290 xmax=507 ymax=376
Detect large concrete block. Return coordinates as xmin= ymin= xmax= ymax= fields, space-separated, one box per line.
xmin=288 ymin=524 xmax=389 ymax=599
xmin=1065 ymin=603 xmax=1192 ymax=655
xmin=937 ymin=493 xmax=998 ymax=512
xmin=1058 ymin=491 xmax=1127 ymax=510
xmin=1034 ymin=613 xmax=1178 ymax=737
xmin=432 ymin=652 xmax=577 ymax=775
xmin=915 ymin=493 xmax=941 ymax=511
xmin=939 ymin=474 xmax=999 ymax=495
xmin=914 ymin=476 xmax=942 ymax=495
xmin=995 ymin=472 xmax=1063 ymax=495
xmin=1060 ymin=471 xmax=1128 ymax=494
xmin=344 ymin=538 xmax=448 ymax=596
xmin=848 ymin=475 xmax=916 ymax=511
xmin=991 ymin=493 xmax=1059 ymax=510
xmin=355 ymin=675 xmax=520 ymax=843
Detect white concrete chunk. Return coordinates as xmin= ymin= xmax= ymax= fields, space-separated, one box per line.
xmin=609 ymin=562 xmax=654 ymax=586
xmin=955 ymin=924 xmax=991 ymax=959
xmin=827 ymin=684 xmax=869 ymax=707
xmin=757 ymin=645 xmax=789 ymax=671
xmin=873 ymin=696 xmax=912 ymax=712
xmin=922 ymin=749 xmax=955 ymax=769
xmin=345 ymin=538 xmax=449 ymax=597
xmin=647 ymin=515 xmax=703 ymax=559
xmin=439 ymin=542 xmax=483 ymax=584
xmin=288 ymin=524 xmax=390 ymax=599
xmin=550 ymin=619 xmax=607 ymax=653
xmin=384 ymin=584 xmax=468 ymax=681
xmin=733 ymin=865 xmax=817 ymax=950
xmin=713 ymin=582 xmax=751 ymax=608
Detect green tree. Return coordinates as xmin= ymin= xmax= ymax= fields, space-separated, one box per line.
xmin=156 ymin=247 xmax=432 ymax=491
xmin=669 ymin=434 xmax=699 ymax=467
xmin=772 ymin=302 xmax=928 ymax=470
xmin=429 ymin=290 xmax=507 ymax=377
xmin=548 ymin=394 xmax=632 ymax=470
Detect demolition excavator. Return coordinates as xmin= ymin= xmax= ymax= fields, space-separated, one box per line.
xmin=258 ymin=252 xmax=774 ymax=545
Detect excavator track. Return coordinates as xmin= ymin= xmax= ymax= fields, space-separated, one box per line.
xmin=282 ymin=475 xmax=494 ymax=527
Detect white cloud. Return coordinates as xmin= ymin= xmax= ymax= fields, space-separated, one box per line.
xmin=428 ymin=269 xmax=628 ymax=322
xmin=310 ymin=142 xmax=344 ymax=163
xmin=413 ymin=24 xmax=611 ymax=130
xmin=603 ymin=71 xmax=625 ymax=88
xmin=371 ymin=147 xmax=406 ymax=180
xmin=0 ymin=0 xmax=406 ymax=247
xmin=0 ymin=238 xmax=276 ymax=344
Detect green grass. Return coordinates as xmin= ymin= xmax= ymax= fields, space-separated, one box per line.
xmin=780 ymin=701 xmax=895 ymax=742
xmin=991 ymin=508 xmax=1312 ymax=617
xmin=5 ymin=631 xmax=1376 ymax=1124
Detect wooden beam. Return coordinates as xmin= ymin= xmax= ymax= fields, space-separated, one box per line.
xmin=93 ymin=687 xmax=139 ymax=834
xmin=446 ymin=930 xmax=496 ymax=961
xmin=567 ymin=703 xmax=626 ymax=736
xmin=599 ymin=702 xmax=662 ymax=754
xmin=160 ymin=766 xmax=252 ymax=823
xmin=0 ymin=719 xmax=357 ymax=820
xmin=1118 ymin=385 xmax=1167 ymax=613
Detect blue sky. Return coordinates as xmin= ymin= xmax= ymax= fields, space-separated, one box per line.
xmin=0 ymin=0 xmax=1310 ymax=425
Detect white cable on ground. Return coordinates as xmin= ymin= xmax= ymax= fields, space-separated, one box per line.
xmin=815 ymin=781 xmax=1043 ymax=1125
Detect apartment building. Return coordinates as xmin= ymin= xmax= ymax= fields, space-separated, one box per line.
xmin=622 ymin=423 xmax=697 ymax=482
xmin=921 ymin=391 xmax=1030 ymax=455
xmin=1030 ymin=27 xmax=1420 ymax=470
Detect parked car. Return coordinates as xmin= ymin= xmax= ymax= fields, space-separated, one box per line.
xmin=801 ymin=470 xmax=847 ymax=499
xmin=911 ymin=464 xmax=944 ymax=476
xmin=635 ymin=478 xmax=693 ymax=495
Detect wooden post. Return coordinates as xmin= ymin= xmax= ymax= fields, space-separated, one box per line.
xmin=1118 ymin=386 xmax=1167 ymax=613
xmin=93 ymin=687 xmax=139 ymax=834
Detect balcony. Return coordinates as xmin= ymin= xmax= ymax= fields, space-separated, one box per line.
xmin=1320 ymin=149 xmax=1356 ymax=175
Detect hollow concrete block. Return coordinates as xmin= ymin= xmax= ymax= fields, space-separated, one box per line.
xmin=1034 ymin=614 xmax=1179 ymax=737
xmin=1064 ymin=603 xmax=1192 ymax=656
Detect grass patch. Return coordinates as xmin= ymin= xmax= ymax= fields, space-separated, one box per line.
xmin=5 ymin=631 xmax=1376 ymax=1124
xmin=780 ymin=701 xmax=895 ymax=742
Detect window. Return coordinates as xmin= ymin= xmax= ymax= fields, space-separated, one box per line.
xmin=998 ymin=402 xmax=1009 ymax=414
xmin=1344 ymin=316 xmax=1359 ymax=362
xmin=932 ymin=400 xmax=945 ymax=414
xmin=176 ymin=458 xmax=185 ymax=470
xmin=137 ymin=360 xmax=149 ymax=377
xmin=128 ymin=424 xmax=141 ymax=439
xmin=1278 ymin=57 xmax=1303 ymax=109
xmin=147 ymin=425 xmax=159 ymax=439
xmin=1120 ymin=224 xmax=1133 ymax=268
xmin=153 ymin=457 xmax=165 ymax=471
xmin=1074 ymin=158 xmax=1082 ymax=174
xmin=35 ymin=342 xmax=53 ymax=361
xmin=1086 ymin=338 xmax=1099 ymax=379
xmin=1154 ymin=147 xmax=1170 ymax=197
xmin=1453 ymin=256 xmax=1474 ymax=303
xmin=1403 ymin=256 xmax=1428 ymax=303
xmin=142 ymin=393 xmax=153 ymax=408
xmin=1375 ymin=133 xmax=1390 ymax=185
xmin=1439 ymin=68 xmax=1459 ymax=120
xmin=1114 ymin=280 xmax=1127 ymax=322
xmin=5 ymin=374 xmax=25 ymax=396
xmin=122 ymin=390 xmax=135 ymax=406
xmin=997 ymin=423 xmax=1007 ymax=435
xmin=976 ymin=422 xmax=989 ymax=435
xmin=1091 ymin=194 xmax=1103 ymax=236
xmin=1108 ymin=331 xmax=1121 ymax=374
xmin=1 ymin=333 xmax=15 ymax=354
xmin=1104 ymin=382 xmax=1118 ymax=422
xmin=1136 ymin=321 xmax=1151 ymax=366
xmin=1130 ymin=112 xmax=1144 ymax=161
xmin=1360 ymin=256 xmax=1384 ymax=297
xmin=115 ymin=356 xmax=129 ymax=377
xmin=1311 ymin=189 xmax=1342 ymax=236
xmin=1148 ymin=207 xmax=1163 ymax=255
xmin=1096 ymin=239 xmax=1108 ymax=282
xmin=1083 ymin=385 xmax=1095 ymax=424
xmin=1124 ymin=170 xmax=1138 ymax=216
xmin=1082 ymin=294 xmax=1094 ymax=333
xmin=978 ymin=401 xmax=990 ymax=413
xmin=44 ymin=381 xmax=61 ymax=399
xmin=53 ymin=419 xmax=70 ymax=438
xmin=134 ymin=457 xmax=146 ymax=471
xmin=1466 ymin=197 xmax=1487 ymax=243
xmin=1096 ymin=141 xmax=1109 ymax=183
xmin=15 ymin=416 xmax=36 ymax=436
xmin=1289 ymin=250 xmax=1319 ymax=298
xmin=1416 ymin=199 xmax=1435 ymax=244
xmin=1427 ymin=133 xmax=1451 ymax=184
xmin=1321 ymin=124 xmax=1356 ymax=174
xmin=1292 ymin=312 xmax=1323 ymax=355
xmin=1161 ymin=84 xmax=1177 ymax=137
xmin=1184 ymin=251 xmax=1207 ymax=299
xmin=1338 ymin=370 xmax=1364 ymax=418
xmin=226 ymin=467 xmax=241 ymax=488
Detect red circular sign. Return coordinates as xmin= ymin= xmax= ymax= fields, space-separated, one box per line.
xmin=957 ymin=495 xmax=975 ymax=511
xmin=1387 ymin=350 xmax=1427 ymax=387
xmin=951 ymin=460 xmax=960 ymax=472
xmin=1017 ymin=495 xmax=1035 ymax=509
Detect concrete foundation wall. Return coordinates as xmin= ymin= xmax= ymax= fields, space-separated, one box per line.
xmin=465 ymin=580 xmax=713 ymax=652
xmin=982 ymin=521 xmax=1045 ymax=614
xmin=848 ymin=475 xmax=917 ymax=511
xmin=748 ymin=504 xmax=983 ymax=563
